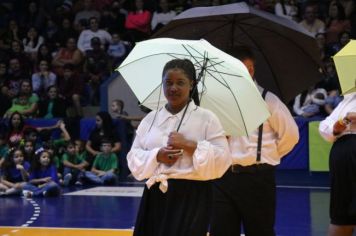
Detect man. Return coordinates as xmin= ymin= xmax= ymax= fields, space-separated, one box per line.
xmin=210 ymin=46 xmax=299 ymax=236
xmin=299 ymin=3 xmax=325 ymax=36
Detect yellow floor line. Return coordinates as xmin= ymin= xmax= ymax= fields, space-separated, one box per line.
xmin=0 ymin=227 xmax=133 ymax=236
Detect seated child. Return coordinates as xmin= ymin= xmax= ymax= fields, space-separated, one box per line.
xmin=83 ymin=138 xmax=118 ymax=185
xmin=62 ymin=141 xmax=87 ymax=186
xmin=22 ymin=150 xmax=61 ymax=197
xmin=0 ymin=148 xmax=30 ymax=196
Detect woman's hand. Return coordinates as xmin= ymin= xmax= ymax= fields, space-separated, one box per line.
xmin=156 ymin=146 xmax=183 ymax=165
xmin=167 ymin=132 xmax=197 ymax=157
xmin=345 ymin=112 xmax=356 ymax=124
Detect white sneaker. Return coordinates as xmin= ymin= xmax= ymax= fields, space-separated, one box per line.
xmin=63 ymin=173 xmax=73 ymax=186
xmin=75 ymin=180 xmax=83 ymax=186
xmin=22 ymin=190 xmax=33 ymax=198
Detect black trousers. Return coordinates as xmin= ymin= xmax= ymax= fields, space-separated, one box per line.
xmin=134 ymin=179 xmax=212 ymax=236
xmin=210 ymin=165 xmax=276 ymax=236
xmin=329 ymin=134 xmax=356 ymax=225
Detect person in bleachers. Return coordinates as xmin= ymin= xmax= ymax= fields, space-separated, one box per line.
xmin=315 ymin=32 xmax=328 ymax=60
xmin=57 ymin=64 xmax=84 ymax=118
xmin=31 ymin=60 xmax=57 ymax=99
xmin=22 ymin=149 xmax=61 ymax=198
xmin=0 ymin=147 xmax=30 ymax=196
xmin=77 ymin=17 xmax=112 ymax=54
xmin=0 ymin=62 xmax=12 ymax=116
xmin=100 ymin=1 xmax=128 ymax=34
xmin=0 ymin=19 xmax=24 ymax=51
xmin=74 ymin=0 xmax=101 ymax=32
xmin=151 ymin=0 xmax=176 ymax=34
xmin=9 ymin=80 xmax=39 ymax=118
xmin=327 ymin=30 xmax=352 ymax=56
xmin=124 ymin=0 xmax=152 ymax=43
xmin=82 ymin=37 xmax=109 ymax=105
xmin=22 ymin=26 xmax=45 ymax=62
xmin=20 ymin=1 xmax=45 ymax=31
xmin=299 ymin=2 xmax=325 ymax=36
xmin=52 ymin=37 xmax=84 ymax=78
xmin=293 ymin=86 xmax=328 ymax=118
xmin=36 ymin=44 xmax=54 ymax=71
xmin=6 ymin=57 xmax=30 ymax=98
xmin=8 ymin=41 xmax=32 ymax=76
xmin=53 ymin=18 xmax=79 ymax=49
xmin=85 ymin=111 xmax=121 ymax=168
xmin=38 ymin=86 xmax=67 ymax=119
xmin=4 ymin=92 xmax=31 ymax=119
xmin=107 ymin=31 xmax=130 ymax=69
xmin=82 ymin=138 xmax=118 ymax=185
xmin=274 ymin=0 xmax=299 ymax=21
xmin=325 ymin=1 xmax=351 ymax=47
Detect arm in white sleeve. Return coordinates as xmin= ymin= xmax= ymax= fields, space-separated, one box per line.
xmin=319 ymin=105 xmax=340 ymax=143
xmin=192 ymin=112 xmax=231 ymax=180
xmin=126 ymin=119 xmax=160 ymax=181
xmin=269 ymin=95 xmax=299 ymax=157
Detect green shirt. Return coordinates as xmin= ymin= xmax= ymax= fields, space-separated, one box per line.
xmin=93 ymin=153 xmax=118 ymax=171
xmin=62 ymin=153 xmax=85 ymax=165
xmin=0 ymin=145 xmax=8 ymax=159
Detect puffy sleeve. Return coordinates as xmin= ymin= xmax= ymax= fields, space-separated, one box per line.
xmin=269 ymin=94 xmax=299 ymax=157
xmin=126 ymin=116 xmax=160 ymax=181
xmin=191 ymin=111 xmax=231 ymax=180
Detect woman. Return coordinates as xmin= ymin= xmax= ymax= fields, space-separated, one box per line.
xmin=52 ymin=37 xmax=83 ymax=77
xmin=127 ymin=59 xmax=231 ymax=236
xmin=319 ymin=90 xmax=356 ymax=236
xmin=85 ymin=111 xmax=121 ymax=164
xmin=38 ymin=86 xmax=67 ymax=119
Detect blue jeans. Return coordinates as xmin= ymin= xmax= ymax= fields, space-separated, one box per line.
xmin=23 ymin=181 xmax=61 ymax=197
xmin=84 ymin=171 xmax=117 ymax=185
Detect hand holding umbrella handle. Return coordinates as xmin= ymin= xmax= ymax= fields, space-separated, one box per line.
xmin=157 ymin=147 xmax=183 ymax=165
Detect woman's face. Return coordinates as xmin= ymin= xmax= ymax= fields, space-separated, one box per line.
xmin=13 ymin=150 xmax=24 ymax=164
xmin=40 ymin=45 xmax=49 ymax=56
xmin=66 ymin=38 xmax=76 ymax=50
xmin=47 ymin=87 xmax=57 ymax=99
xmin=27 ymin=27 xmax=38 ymax=38
xmin=340 ymin=32 xmax=350 ymax=45
xmin=95 ymin=115 xmax=103 ymax=128
xmin=329 ymin=4 xmax=338 ymax=19
xmin=163 ymin=68 xmax=192 ymax=111
xmin=11 ymin=114 xmax=22 ymax=128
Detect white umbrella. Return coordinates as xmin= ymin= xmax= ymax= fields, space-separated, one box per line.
xmin=117 ymin=38 xmax=270 ymax=136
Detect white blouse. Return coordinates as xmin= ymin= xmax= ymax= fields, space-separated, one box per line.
xmin=127 ymin=102 xmax=231 ymax=192
xmin=319 ymin=92 xmax=356 ymax=143
xmin=229 ymin=86 xmax=299 ymax=166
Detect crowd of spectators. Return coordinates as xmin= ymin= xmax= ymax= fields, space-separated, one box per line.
xmin=0 ymin=0 xmax=356 ymax=195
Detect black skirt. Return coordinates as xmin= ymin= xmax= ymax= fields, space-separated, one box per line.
xmin=329 ymin=134 xmax=356 ymax=225
xmin=133 ymin=179 xmax=212 ymax=236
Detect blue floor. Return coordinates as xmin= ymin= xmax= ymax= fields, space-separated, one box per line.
xmin=0 ymin=170 xmax=331 ymax=236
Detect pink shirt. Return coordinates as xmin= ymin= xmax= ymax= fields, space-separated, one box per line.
xmin=125 ymin=10 xmax=152 ymax=34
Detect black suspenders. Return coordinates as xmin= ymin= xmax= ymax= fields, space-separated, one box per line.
xmin=256 ymin=89 xmax=268 ymax=163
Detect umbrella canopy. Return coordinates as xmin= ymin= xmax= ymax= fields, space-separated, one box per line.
xmin=116 ymin=38 xmax=270 ymax=136
xmin=152 ymin=2 xmax=322 ymax=104
xmin=333 ymin=40 xmax=356 ymax=95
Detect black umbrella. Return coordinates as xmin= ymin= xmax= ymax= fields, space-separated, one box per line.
xmin=153 ymin=2 xmax=322 ymax=103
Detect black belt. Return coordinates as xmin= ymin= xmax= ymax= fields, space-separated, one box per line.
xmin=230 ymin=163 xmax=275 ymax=174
